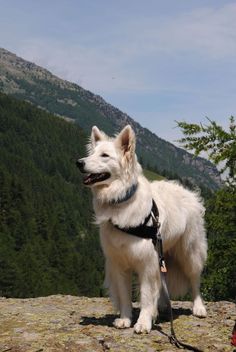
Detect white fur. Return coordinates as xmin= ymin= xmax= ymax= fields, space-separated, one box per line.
xmin=79 ymin=125 xmax=207 ymax=333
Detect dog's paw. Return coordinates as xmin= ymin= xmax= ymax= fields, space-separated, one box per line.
xmin=134 ymin=318 xmax=152 ymax=334
xmin=193 ymin=304 xmax=207 ymax=318
xmin=113 ymin=318 xmax=131 ymax=329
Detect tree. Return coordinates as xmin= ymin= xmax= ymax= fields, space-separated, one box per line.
xmin=177 ymin=117 xmax=236 ymax=301
xmin=202 ymin=187 xmax=236 ymax=300
xmin=0 ymin=93 xmax=104 ymax=298
xmin=177 ymin=116 xmax=236 ymax=185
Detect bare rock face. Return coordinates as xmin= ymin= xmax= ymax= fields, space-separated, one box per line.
xmin=0 ymin=295 xmax=235 ymax=352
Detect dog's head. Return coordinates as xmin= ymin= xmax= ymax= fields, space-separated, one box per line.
xmin=76 ymin=125 xmax=138 ymax=188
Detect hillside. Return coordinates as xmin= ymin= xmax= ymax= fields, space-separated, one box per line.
xmin=0 ymin=93 xmax=103 ymax=298
xmin=0 ymin=295 xmax=235 ymax=352
xmin=0 ymin=47 xmax=221 ymax=190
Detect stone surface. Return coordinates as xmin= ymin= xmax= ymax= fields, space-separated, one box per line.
xmin=0 ymin=295 xmax=235 ymax=352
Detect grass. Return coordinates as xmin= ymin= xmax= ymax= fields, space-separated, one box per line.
xmin=143 ymin=169 xmax=164 ymax=181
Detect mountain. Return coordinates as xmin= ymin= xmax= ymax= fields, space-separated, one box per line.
xmin=0 ymin=92 xmax=104 ymax=298
xmin=0 ymin=48 xmax=221 ymax=190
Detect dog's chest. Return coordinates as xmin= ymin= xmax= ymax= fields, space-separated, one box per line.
xmin=100 ymin=221 xmax=133 ymax=250
xmin=99 ymin=221 xmax=154 ymax=268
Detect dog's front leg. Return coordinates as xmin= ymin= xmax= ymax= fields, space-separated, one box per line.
xmin=107 ymin=262 xmax=132 ymax=329
xmin=134 ymin=266 xmax=160 ymax=334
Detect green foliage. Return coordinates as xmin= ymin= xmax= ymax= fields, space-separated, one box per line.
xmin=177 ymin=117 xmax=236 ymax=185
xmin=202 ymin=186 xmax=236 ymax=300
xmin=12 ymin=76 xmax=115 ymax=136
xmin=0 ymin=93 xmax=104 ymax=298
xmin=143 ymin=169 xmax=164 ymax=181
xmin=177 ymin=117 xmax=236 ymax=301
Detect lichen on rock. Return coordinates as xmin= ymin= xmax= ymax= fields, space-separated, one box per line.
xmin=0 ymin=295 xmax=235 ymax=351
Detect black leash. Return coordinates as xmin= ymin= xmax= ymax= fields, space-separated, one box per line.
xmin=112 ymin=199 xmax=203 ymax=351
xmin=155 ymin=230 xmax=203 ymax=352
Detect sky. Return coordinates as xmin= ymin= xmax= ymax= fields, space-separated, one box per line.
xmin=0 ymin=0 xmax=235 ymax=144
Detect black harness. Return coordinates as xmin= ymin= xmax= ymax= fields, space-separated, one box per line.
xmin=111 ymin=198 xmax=202 ymax=352
xmin=114 ymin=200 xmax=160 ymax=245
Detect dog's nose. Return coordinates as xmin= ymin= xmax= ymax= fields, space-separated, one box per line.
xmin=76 ymin=159 xmax=85 ymax=172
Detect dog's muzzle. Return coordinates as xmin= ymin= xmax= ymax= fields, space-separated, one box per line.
xmin=76 ymin=159 xmax=86 ymax=173
xmin=76 ymin=158 xmax=110 ymax=186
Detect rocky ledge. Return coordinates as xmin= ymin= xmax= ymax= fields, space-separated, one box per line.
xmin=0 ymin=295 xmax=235 ymax=352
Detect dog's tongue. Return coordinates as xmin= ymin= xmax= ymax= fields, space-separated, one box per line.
xmin=83 ymin=173 xmax=93 ymax=185
xmin=83 ymin=173 xmax=101 ymax=185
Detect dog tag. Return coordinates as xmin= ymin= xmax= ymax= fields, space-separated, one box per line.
xmin=161 ymin=260 xmax=167 ymax=273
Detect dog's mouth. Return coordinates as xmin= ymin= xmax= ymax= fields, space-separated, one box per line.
xmin=83 ymin=172 xmax=111 ymax=186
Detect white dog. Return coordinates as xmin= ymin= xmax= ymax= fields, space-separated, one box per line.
xmin=77 ymin=125 xmax=207 ymax=333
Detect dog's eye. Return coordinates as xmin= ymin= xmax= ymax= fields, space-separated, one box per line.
xmin=101 ymin=153 xmax=109 ymax=158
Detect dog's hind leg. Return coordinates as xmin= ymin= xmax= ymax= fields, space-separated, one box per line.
xmin=190 ymin=273 xmax=207 ymax=317
xmin=176 ymin=234 xmax=207 ymax=318
xmin=184 ymin=246 xmax=207 ymax=317
xmin=105 ymin=260 xmax=132 ymax=328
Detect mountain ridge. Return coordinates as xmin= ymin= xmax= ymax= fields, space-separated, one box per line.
xmin=0 ymin=47 xmax=221 ymax=190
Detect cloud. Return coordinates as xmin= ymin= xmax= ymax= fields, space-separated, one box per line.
xmin=18 ymin=38 xmax=148 ymax=94
xmin=113 ymin=3 xmax=236 ymax=59
xmin=148 ymin=3 xmax=236 ymax=59
xmin=16 ymin=2 xmax=236 ymax=99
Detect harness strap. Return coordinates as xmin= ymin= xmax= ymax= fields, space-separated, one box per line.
xmin=113 ymin=200 xmax=159 ymax=244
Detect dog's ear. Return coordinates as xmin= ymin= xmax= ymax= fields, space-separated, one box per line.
xmin=87 ymin=126 xmax=107 ymax=154
xmin=91 ymin=126 xmax=103 ymax=143
xmin=90 ymin=126 xmax=106 ymax=148
xmin=116 ymin=125 xmax=136 ymax=156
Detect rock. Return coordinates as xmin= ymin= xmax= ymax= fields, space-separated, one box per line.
xmin=0 ymin=296 xmax=235 ymax=352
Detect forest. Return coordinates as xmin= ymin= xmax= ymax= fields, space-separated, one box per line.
xmin=0 ymin=93 xmax=235 ymax=301
xmin=0 ymin=93 xmax=104 ymax=298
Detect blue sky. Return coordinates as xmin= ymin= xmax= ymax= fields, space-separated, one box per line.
xmin=0 ymin=0 xmax=235 ymax=143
